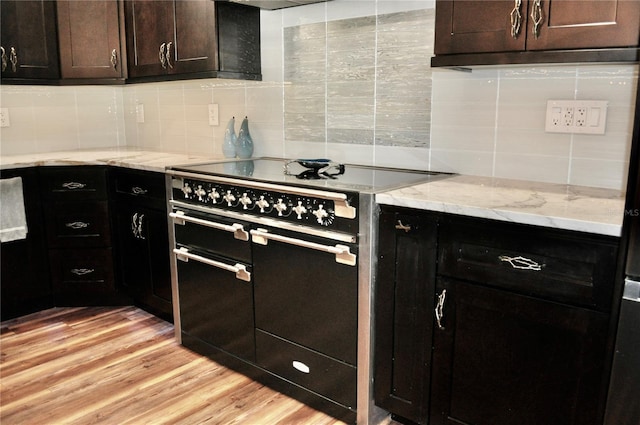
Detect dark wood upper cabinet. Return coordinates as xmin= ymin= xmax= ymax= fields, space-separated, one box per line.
xmin=124 ymin=0 xmax=261 ymax=81
xmin=56 ymin=0 xmax=127 ymax=81
xmin=0 ymin=0 xmax=60 ymax=81
xmin=433 ymin=0 xmax=640 ymax=66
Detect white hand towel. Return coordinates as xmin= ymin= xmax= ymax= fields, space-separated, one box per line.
xmin=0 ymin=176 xmax=28 ymax=243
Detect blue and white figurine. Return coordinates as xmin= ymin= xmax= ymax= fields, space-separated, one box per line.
xmin=222 ymin=116 xmax=237 ymax=158
xmin=236 ymin=116 xmax=254 ymax=159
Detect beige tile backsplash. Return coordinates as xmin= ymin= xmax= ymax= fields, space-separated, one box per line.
xmin=0 ymin=0 xmax=637 ymax=191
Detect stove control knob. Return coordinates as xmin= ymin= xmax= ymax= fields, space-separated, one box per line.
xmin=274 ymin=198 xmax=288 ymax=216
xmin=293 ymin=201 xmax=308 ymax=220
xmin=223 ymin=190 xmax=236 ymax=206
xmin=312 ymin=204 xmax=329 ymax=225
xmin=195 ymin=185 xmax=206 ymax=201
xmin=181 ymin=182 xmax=193 ymax=198
xmin=239 ymin=193 xmax=253 ymax=210
xmin=208 ymin=188 xmax=221 ymax=204
xmin=256 ymin=195 xmax=270 ymax=213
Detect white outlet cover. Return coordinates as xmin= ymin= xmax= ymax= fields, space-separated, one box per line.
xmin=208 ymin=104 xmax=219 ymax=126
xmin=0 ymin=108 xmax=10 ymax=127
xmin=545 ymin=100 xmax=607 ymax=135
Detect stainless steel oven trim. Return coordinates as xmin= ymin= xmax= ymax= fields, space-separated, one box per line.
xmin=168 ymin=170 xmax=357 ymax=219
xmin=170 ymin=199 xmax=357 ymax=244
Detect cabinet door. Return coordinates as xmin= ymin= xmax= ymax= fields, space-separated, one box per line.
xmin=115 ymin=203 xmax=172 ymax=319
xmin=374 ymin=209 xmax=437 ymax=424
xmin=430 ymin=278 xmax=609 ymax=425
xmin=57 ymin=0 xmax=126 ymax=79
xmin=525 ymin=0 xmax=640 ymax=51
xmin=0 ymin=0 xmax=59 ymax=80
xmin=124 ymin=0 xmax=174 ymax=78
xmin=434 ymin=0 xmax=525 ymax=55
xmin=125 ymin=0 xmax=217 ymax=78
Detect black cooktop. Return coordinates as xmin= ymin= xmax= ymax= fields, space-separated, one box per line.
xmin=169 ymin=157 xmax=451 ymax=193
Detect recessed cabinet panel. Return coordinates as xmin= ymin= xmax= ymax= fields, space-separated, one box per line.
xmin=0 ymin=0 xmax=60 ymax=80
xmin=57 ymin=0 xmax=126 ymax=79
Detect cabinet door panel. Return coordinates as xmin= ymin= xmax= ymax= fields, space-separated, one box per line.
xmin=0 ymin=0 xmax=59 ymax=79
xmin=172 ymin=0 xmax=217 ymax=74
xmin=527 ymin=0 xmax=640 ymax=50
xmin=57 ymin=0 xmax=125 ymax=79
xmin=125 ymin=0 xmax=173 ymax=78
xmin=430 ymin=279 xmax=609 ymax=425
xmin=434 ymin=0 xmax=525 ymax=54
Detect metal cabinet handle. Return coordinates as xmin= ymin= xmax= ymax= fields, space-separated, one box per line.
xmin=65 ymin=221 xmax=89 ymax=229
xmin=61 ymin=182 xmax=87 ymax=190
xmin=165 ymin=41 xmax=173 ymax=69
xmin=395 ymin=220 xmax=412 ymax=232
xmin=510 ymin=0 xmax=522 ymax=38
xmin=159 ymin=43 xmax=167 ymax=69
xmin=130 ymin=186 xmax=148 ymax=195
xmin=531 ymin=0 xmax=544 ymax=39
xmin=131 ymin=212 xmax=145 ymax=239
xmin=170 ymin=210 xmax=249 ymax=241
xmin=499 ymin=255 xmax=543 ymax=271
xmin=9 ymin=47 xmax=17 ymax=72
xmin=71 ymin=268 xmax=95 ymax=276
xmin=174 ymin=247 xmax=250 ymax=282
xmin=435 ymin=289 xmax=447 ymax=330
xmin=110 ymin=49 xmax=117 ymax=69
xmin=1 ymin=47 xmax=6 ymax=72
xmin=250 ymin=228 xmax=356 ymax=266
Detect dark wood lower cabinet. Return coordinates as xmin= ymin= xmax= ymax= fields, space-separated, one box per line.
xmin=429 ymin=278 xmax=609 ymax=425
xmin=374 ymin=209 xmax=619 ymax=425
xmin=0 ymin=168 xmax=51 ymax=320
xmin=374 ymin=207 xmax=438 ymax=424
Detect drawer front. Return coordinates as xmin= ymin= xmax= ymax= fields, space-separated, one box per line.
xmin=255 ymin=329 xmax=357 ymax=410
xmin=172 ymin=209 xmax=252 ymax=263
xmin=46 ymin=201 xmax=111 ymax=247
xmin=438 ymin=216 xmax=618 ymax=311
xmin=41 ymin=167 xmax=108 ymax=201
xmin=112 ymin=168 xmax=166 ymax=209
xmin=49 ymin=248 xmax=115 ymax=291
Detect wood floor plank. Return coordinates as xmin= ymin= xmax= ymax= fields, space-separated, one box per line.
xmin=0 ymin=307 xmax=348 ymax=425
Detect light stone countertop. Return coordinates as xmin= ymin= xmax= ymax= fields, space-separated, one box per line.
xmin=1 ymin=150 xmax=625 ymax=237
xmin=376 ymin=175 xmax=625 ymax=237
xmin=0 ymin=148 xmax=222 ymax=172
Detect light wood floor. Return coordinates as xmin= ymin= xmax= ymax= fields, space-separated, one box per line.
xmin=0 ymin=306 xmax=348 ymax=425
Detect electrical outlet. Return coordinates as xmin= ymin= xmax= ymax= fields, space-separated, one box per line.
xmin=208 ymin=104 xmax=219 ymax=126
xmin=545 ymin=100 xmax=608 ymax=134
xmin=0 ymin=108 xmax=10 ymax=127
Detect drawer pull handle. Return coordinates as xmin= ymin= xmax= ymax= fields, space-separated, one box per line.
xmin=499 ymin=255 xmax=542 ymax=271
xmin=71 ymin=268 xmax=94 ymax=276
xmin=62 ymin=182 xmax=87 ymax=190
xmin=531 ymin=0 xmax=544 ymax=39
xmin=66 ymin=221 xmax=89 ymax=229
xmin=170 ymin=211 xmax=249 ymax=241
xmin=131 ymin=186 xmax=148 ymax=195
xmin=435 ymin=289 xmax=447 ymax=330
xmin=394 ymin=220 xmax=412 ymax=232
xmin=174 ymin=247 xmax=251 ymax=282
xmin=292 ymin=360 xmax=310 ymax=374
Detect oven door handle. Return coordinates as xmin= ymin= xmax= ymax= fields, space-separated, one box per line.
xmin=250 ymin=228 xmax=356 ymax=266
xmin=170 ymin=210 xmax=249 ymax=241
xmin=173 ymin=247 xmax=251 ymax=282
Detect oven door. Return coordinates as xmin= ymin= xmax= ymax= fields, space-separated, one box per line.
xmin=251 ymin=226 xmax=358 ymax=409
xmin=171 ymin=208 xmax=255 ymax=362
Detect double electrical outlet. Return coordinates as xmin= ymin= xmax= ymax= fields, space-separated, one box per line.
xmin=545 ymin=100 xmax=608 ymax=134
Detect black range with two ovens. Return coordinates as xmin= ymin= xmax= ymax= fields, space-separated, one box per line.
xmin=165 ymin=158 xmax=449 ymax=424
